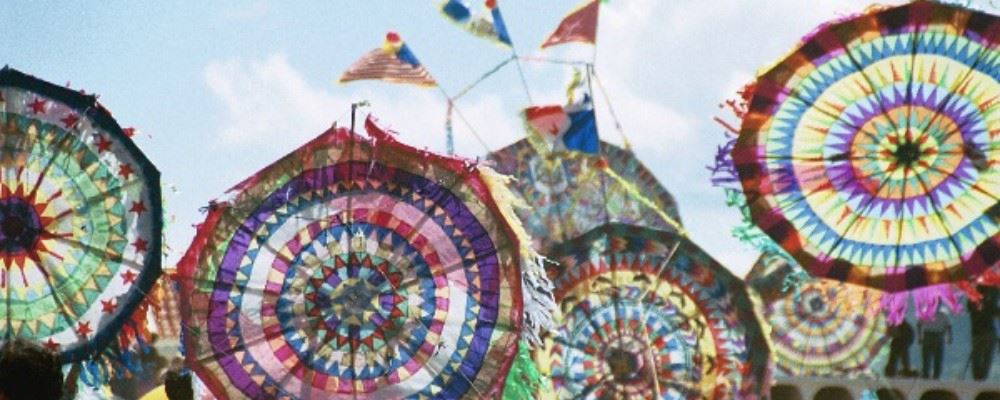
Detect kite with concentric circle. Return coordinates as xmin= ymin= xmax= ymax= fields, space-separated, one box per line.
xmin=0 ymin=67 xmax=161 ymax=364
xmin=543 ymin=223 xmax=769 ymax=399
xmin=732 ymin=1 xmax=1000 ymax=292
xmin=179 ymin=116 xmax=553 ymax=399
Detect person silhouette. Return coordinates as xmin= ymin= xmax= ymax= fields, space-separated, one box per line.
xmin=918 ymin=307 xmax=952 ymax=380
xmin=0 ymin=338 xmax=64 ymax=400
xmin=969 ymin=286 xmax=998 ymax=380
xmin=163 ymin=366 xmax=194 ymax=400
xmin=885 ymin=320 xmax=914 ymax=377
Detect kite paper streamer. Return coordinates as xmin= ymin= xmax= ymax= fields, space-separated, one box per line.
xmin=0 ymin=67 xmax=162 ymax=365
xmin=544 ymin=224 xmax=770 ymax=399
xmin=747 ymin=256 xmax=889 ymax=377
xmin=179 ymin=115 xmax=553 ymax=399
xmin=541 ymin=0 xmax=600 ymax=49
xmin=148 ymin=272 xmax=182 ymax=341
xmin=340 ymin=32 xmax=437 ymax=87
xmin=440 ymin=0 xmax=513 ymax=47
xmin=731 ymin=2 xmax=1000 ymax=295
xmin=501 ymin=341 xmax=543 ymax=400
xmin=488 ymin=136 xmax=682 ymax=253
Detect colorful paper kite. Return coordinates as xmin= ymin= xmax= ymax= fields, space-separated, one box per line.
xmin=0 ymin=67 xmax=162 ymax=363
xmin=746 ymin=255 xmax=889 ymax=377
xmin=488 ymin=136 xmax=682 ymax=252
xmin=178 ymin=115 xmax=554 ymax=399
xmin=731 ymin=2 xmax=1000 ymax=298
xmin=542 ymin=223 xmax=770 ymax=399
xmin=340 ymin=32 xmax=438 ymax=87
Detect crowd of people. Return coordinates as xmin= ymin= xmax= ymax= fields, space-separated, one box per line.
xmin=885 ymin=286 xmax=999 ymax=381
xmin=0 ymin=338 xmax=192 ymax=400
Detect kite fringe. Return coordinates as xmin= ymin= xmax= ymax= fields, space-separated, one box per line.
xmin=709 ymin=84 xmax=802 ymax=285
xmin=77 ymin=285 xmax=159 ymax=387
xmin=478 ymin=166 xmax=556 ymax=346
xmin=501 ymin=341 xmax=543 ymax=400
xmin=880 ymin=284 xmax=964 ymax=326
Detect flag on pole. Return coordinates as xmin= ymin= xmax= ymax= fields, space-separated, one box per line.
xmin=523 ymin=96 xmax=598 ymax=154
xmin=440 ymin=0 xmax=513 ymax=47
xmin=339 ymin=32 xmax=437 ymax=87
xmin=540 ymin=0 xmax=599 ymax=49
xmin=562 ymin=99 xmax=598 ymax=154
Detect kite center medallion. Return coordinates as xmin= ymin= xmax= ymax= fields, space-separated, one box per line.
xmin=808 ymin=295 xmax=825 ymax=314
xmin=0 ymin=196 xmax=43 ymax=257
xmin=892 ymin=140 xmax=922 ymax=167
xmin=604 ymin=345 xmax=645 ymax=384
xmin=303 ymin=253 xmax=408 ymax=352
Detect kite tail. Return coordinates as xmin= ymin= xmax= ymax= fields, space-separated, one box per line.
xmin=879 ymin=284 xmax=963 ymax=325
xmin=478 ymin=166 xmax=556 ymax=346
xmin=501 ymin=341 xmax=544 ymax=400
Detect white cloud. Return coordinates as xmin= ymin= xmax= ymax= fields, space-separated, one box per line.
xmin=203 ymin=53 xmax=519 ymax=157
xmin=204 ymin=53 xmax=348 ymax=146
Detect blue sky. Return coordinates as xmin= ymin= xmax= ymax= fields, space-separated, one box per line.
xmin=6 ymin=0 xmax=975 ymax=276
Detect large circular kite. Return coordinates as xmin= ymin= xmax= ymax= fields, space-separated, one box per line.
xmin=0 ymin=67 xmax=161 ymax=363
xmin=732 ymin=1 xmax=1000 ymax=292
xmin=179 ymin=116 xmax=552 ymax=399
xmin=544 ymin=223 xmax=770 ymax=399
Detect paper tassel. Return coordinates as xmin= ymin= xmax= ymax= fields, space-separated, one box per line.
xmin=913 ymin=284 xmax=963 ymax=321
xmin=879 ymin=284 xmax=964 ymax=325
xmin=74 ymin=282 xmax=160 ymax=388
xmin=501 ymin=341 xmax=544 ymax=399
xmin=479 ymin=166 xmax=556 ymax=346
xmin=709 ymin=83 xmax=800 ymax=287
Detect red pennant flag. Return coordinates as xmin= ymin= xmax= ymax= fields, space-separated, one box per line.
xmin=525 ymin=105 xmax=569 ymax=138
xmin=540 ymin=0 xmax=599 ymax=48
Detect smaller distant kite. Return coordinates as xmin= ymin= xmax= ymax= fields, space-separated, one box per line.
xmin=544 ymin=223 xmax=771 ymax=399
xmin=747 ymin=256 xmax=889 ymax=377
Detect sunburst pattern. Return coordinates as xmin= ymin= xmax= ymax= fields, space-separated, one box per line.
xmin=0 ymin=67 xmax=161 ymax=363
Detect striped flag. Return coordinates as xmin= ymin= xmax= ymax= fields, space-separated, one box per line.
xmin=440 ymin=0 xmax=513 ymax=47
xmin=541 ymin=0 xmax=599 ymax=49
xmin=339 ymin=32 xmax=437 ymax=87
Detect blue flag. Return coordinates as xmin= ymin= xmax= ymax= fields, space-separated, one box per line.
xmin=440 ymin=0 xmax=513 ymax=47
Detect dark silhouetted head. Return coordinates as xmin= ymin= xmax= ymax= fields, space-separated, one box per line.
xmin=163 ymin=367 xmax=193 ymax=400
xmin=0 ymin=338 xmax=64 ymax=400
